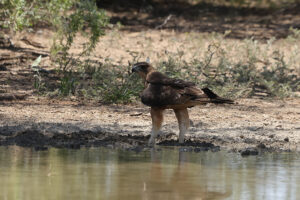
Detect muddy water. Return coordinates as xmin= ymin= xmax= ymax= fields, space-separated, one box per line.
xmin=0 ymin=147 xmax=299 ymax=200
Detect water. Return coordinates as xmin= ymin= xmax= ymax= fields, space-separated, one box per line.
xmin=0 ymin=146 xmax=299 ymax=200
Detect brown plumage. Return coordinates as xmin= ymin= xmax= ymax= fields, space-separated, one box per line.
xmin=132 ymin=62 xmax=234 ymax=145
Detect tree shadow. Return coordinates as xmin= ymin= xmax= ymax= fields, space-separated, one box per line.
xmin=99 ymin=0 xmax=300 ymax=40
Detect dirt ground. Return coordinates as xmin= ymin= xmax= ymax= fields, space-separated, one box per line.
xmin=1 ymin=2 xmax=300 ymax=153
xmin=0 ymin=97 xmax=299 ymax=153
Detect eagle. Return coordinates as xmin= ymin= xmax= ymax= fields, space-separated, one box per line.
xmin=132 ymin=62 xmax=234 ymax=146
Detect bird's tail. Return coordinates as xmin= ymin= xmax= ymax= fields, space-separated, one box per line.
xmin=201 ymin=87 xmax=234 ymax=104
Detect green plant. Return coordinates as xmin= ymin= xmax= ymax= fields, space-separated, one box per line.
xmin=1 ymin=0 xmax=109 ymax=97
xmin=0 ymin=0 xmax=34 ymax=31
xmin=90 ymin=62 xmax=143 ymax=103
xmin=287 ymin=27 xmax=300 ymax=42
xmin=49 ymin=0 xmax=109 ymax=96
xmin=59 ymin=72 xmax=78 ymax=96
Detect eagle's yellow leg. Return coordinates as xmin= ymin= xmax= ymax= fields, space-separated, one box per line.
xmin=174 ymin=108 xmax=190 ymax=144
xmin=149 ymin=107 xmax=164 ymax=146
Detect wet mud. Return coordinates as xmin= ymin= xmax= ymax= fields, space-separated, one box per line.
xmin=0 ymin=99 xmax=299 ymax=156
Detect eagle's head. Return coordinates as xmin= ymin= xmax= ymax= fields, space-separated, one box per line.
xmin=132 ymin=62 xmax=155 ymax=79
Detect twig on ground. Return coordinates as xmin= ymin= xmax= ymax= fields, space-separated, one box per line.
xmin=155 ymin=14 xmax=173 ymax=29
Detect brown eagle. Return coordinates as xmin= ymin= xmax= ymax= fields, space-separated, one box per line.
xmin=132 ymin=62 xmax=233 ymax=146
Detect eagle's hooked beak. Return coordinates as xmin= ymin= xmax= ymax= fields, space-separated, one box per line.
xmin=131 ymin=65 xmax=140 ymax=73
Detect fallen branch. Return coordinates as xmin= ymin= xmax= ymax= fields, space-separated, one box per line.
xmin=0 ymin=93 xmax=28 ymax=101
xmin=21 ymin=37 xmax=45 ymax=49
xmin=155 ymin=14 xmax=173 ymax=29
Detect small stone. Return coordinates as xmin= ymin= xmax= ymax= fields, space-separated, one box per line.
xmin=34 ymin=146 xmax=48 ymax=151
xmin=179 ymin=147 xmax=193 ymax=152
xmin=211 ymin=146 xmax=220 ymax=152
xmin=240 ymin=148 xmax=259 ymax=156
xmin=257 ymin=143 xmax=266 ymax=149
xmin=0 ymin=66 xmax=7 ymax=71
xmin=129 ymin=146 xmax=144 ymax=153
xmin=68 ymin=143 xmax=81 ymax=149
xmin=248 ymin=126 xmax=263 ymax=131
xmin=194 ymin=147 xmax=209 ymax=152
xmin=284 ymin=137 xmax=289 ymax=142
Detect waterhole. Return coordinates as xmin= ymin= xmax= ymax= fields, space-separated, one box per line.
xmin=0 ymin=146 xmax=299 ymax=200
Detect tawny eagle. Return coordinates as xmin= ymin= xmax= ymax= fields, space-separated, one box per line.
xmin=132 ymin=62 xmax=233 ymax=146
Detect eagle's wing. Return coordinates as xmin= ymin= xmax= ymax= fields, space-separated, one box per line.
xmin=146 ymin=72 xmax=195 ymax=88
xmin=144 ymin=72 xmax=205 ymax=106
xmin=144 ymin=71 xmax=233 ymax=108
xmin=146 ymin=72 xmax=203 ymax=97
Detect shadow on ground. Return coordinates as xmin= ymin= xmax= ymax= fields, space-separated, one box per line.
xmin=0 ymin=122 xmax=219 ymax=150
xmin=0 ymin=119 xmax=292 ymax=155
xmin=100 ymin=0 xmax=300 ymax=40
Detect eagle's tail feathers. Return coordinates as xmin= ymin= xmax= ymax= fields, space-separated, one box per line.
xmin=201 ymin=87 xmax=234 ymax=104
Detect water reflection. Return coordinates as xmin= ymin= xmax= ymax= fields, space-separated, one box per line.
xmin=0 ymin=146 xmax=299 ymax=200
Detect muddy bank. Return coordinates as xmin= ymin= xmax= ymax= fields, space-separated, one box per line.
xmin=0 ymin=126 xmax=220 ymax=152
xmin=0 ymin=98 xmax=299 ymax=153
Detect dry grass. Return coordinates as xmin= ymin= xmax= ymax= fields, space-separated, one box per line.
xmin=37 ymin=28 xmax=299 ymax=102
xmin=5 ymin=27 xmax=300 ymax=103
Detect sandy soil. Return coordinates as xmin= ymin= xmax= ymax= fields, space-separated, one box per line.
xmin=1 ymin=30 xmax=299 ymax=153
xmin=1 ymin=2 xmax=300 ymax=153
xmin=0 ymin=97 xmax=299 ymax=153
